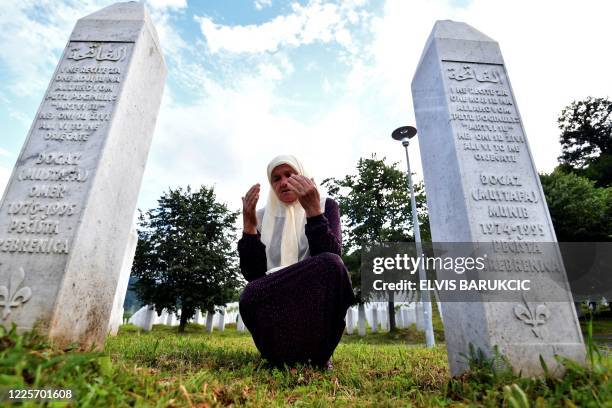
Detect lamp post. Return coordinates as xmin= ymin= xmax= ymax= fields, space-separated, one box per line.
xmin=392 ymin=126 xmax=435 ymax=348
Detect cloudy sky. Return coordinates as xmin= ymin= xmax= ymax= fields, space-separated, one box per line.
xmin=1 ymin=0 xmax=611 ymax=219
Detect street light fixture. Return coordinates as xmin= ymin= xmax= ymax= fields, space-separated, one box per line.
xmin=391 ymin=126 xmax=435 ymax=348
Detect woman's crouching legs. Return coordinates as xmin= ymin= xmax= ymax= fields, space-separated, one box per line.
xmin=239 ymin=253 xmax=355 ymax=366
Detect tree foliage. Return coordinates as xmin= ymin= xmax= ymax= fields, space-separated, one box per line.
xmin=540 ymin=170 xmax=612 ymax=241
xmin=322 ymin=155 xmax=429 ymax=254
xmin=558 ymin=97 xmax=612 ymax=186
xmin=131 ymin=185 xmax=241 ymax=332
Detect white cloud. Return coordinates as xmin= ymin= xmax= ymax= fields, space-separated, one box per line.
xmin=196 ymin=0 xmax=367 ymax=54
xmin=146 ymin=0 xmax=187 ymax=11
xmin=254 ymin=0 xmax=272 ymax=11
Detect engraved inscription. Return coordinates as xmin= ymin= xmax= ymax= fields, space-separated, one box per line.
xmin=67 ymin=43 xmax=127 ymax=62
xmin=28 ymin=184 xmax=66 ymax=199
xmin=0 ymin=238 xmax=69 ymax=254
xmin=6 ymin=202 xmax=78 ymax=218
xmin=0 ymin=41 xmax=132 ymax=260
xmin=442 ymin=60 xmax=555 ymax=246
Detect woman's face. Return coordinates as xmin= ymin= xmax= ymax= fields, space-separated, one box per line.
xmin=271 ymin=164 xmax=299 ymax=204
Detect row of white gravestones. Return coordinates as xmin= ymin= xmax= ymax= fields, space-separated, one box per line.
xmin=412 ymin=20 xmax=585 ymax=376
xmin=345 ymin=302 xmax=427 ymax=335
xmin=0 ymin=2 xmax=166 ymax=349
xmin=126 ymin=303 xmax=244 ymax=333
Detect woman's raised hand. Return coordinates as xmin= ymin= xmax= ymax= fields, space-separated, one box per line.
xmin=286 ymin=175 xmax=322 ymax=217
xmin=242 ymin=183 xmax=260 ymax=234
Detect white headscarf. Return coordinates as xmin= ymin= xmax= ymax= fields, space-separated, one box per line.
xmin=258 ymin=155 xmax=326 ymax=274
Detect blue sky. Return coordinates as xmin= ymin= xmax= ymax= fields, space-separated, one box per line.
xmin=1 ymin=0 xmax=611 ymax=219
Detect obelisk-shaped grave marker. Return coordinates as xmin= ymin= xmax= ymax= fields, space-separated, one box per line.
xmin=412 ymin=20 xmax=584 ymax=376
xmin=0 ymin=2 xmax=166 ymax=348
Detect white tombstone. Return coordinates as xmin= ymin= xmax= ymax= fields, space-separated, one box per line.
xmin=128 ymin=305 xmax=148 ymax=328
xmin=412 ymin=20 xmax=585 ymax=376
xmin=416 ymin=302 xmax=425 ymax=331
xmin=159 ymin=309 xmax=168 ymax=325
xmin=395 ymin=309 xmax=403 ymax=329
xmin=371 ymin=306 xmax=378 ymax=333
xmin=201 ymin=311 xmax=208 ymax=329
xmin=237 ymin=314 xmax=246 ymax=332
xmin=346 ymin=308 xmax=354 ymax=335
xmin=128 ymin=306 xmax=157 ymax=331
xmin=153 ymin=309 xmax=163 ymax=325
xmin=0 ymin=2 xmax=166 ymax=349
xmin=224 ymin=302 xmax=239 ymax=325
xmin=358 ymin=303 xmax=366 ymax=336
xmin=217 ymin=308 xmax=225 ymax=332
xmin=194 ymin=309 xmax=202 ymax=325
xmin=401 ymin=308 xmax=408 ymax=328
xmin=108 ymin=223 xmax=138 ymax=335
xmin=379 ymin=306 xmax=389 ymax=332
xmin=142 ymin=306 xmax=156 ymax=332
xmin=405 ymin=305 xmax=417 ymax=326
xmin=205 ymin=311 xmax=214 ymax=333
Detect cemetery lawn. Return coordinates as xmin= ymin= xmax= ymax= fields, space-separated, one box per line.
xmin=1 ymin=317 xmax=610 ymax=407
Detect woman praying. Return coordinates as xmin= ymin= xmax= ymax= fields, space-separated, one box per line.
xmin=238 ymin=155 xmax=355 ymax=368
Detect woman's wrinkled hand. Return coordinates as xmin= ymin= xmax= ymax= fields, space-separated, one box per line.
xmin=242 ymin=183 xmax=260 ymax=234
xmin=286 ymin=175 xmax=322 ymax=217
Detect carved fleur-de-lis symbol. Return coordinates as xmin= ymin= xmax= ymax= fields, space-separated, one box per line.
xmin=0 ymin=267 xmax=32 ymax=321
xmin=513 ymin=294 xmax=549 ymax=338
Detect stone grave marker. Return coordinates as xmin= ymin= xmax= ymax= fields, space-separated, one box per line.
xmin=380 ymin=307 xmax=389 ymax=332
xmin=412 ymin=20 xmax=584 ymax=376
xmin=217 ymin=308 xmax=226 ymax=331
xmin=346 ymin=308 xmax=354 ymax=335
xmin=205 ymin=311 xmax=215 ymax=333
xmin=165 ymin=311 xmax=173 ymax=326
xmin=142 ymin=306 xmax=155 ymax=332
xmin=108 ymin=223 xmax=138 ymax=335
xmin=237 ymin=313 xmax=246 ymax=332
xmin=405 ymin=305 xmax=416 ymax=326
xmin=358 ymin=304 xmax=366 ymax=336
xmin=371 ymin=305 xmax=379 ymax=333
xmin=416 ymin=302 xmax=425 ymax=331
xmin=0 ymin=2 xmax=166 ymax=349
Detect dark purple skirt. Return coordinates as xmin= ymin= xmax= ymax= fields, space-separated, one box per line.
xmin=239 ymin=252 xmax=355 ymax=366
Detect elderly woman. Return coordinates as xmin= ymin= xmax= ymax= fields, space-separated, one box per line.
xmin=238 ymin=155 xmax=355 ymax=368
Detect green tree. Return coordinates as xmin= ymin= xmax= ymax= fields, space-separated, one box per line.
xmin=322 ymin=155 xmax=429 ymax=331
xmin=540 ymin=170 xmax=611 ymax=241
xmin=132 ymin=185 xmax=241 ymax=332
xmin=558 ymin=97 xmax=612 ymax=186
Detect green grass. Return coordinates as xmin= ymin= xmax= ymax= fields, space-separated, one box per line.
xmin=0 ymin=320 xmax=610 ymax=407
